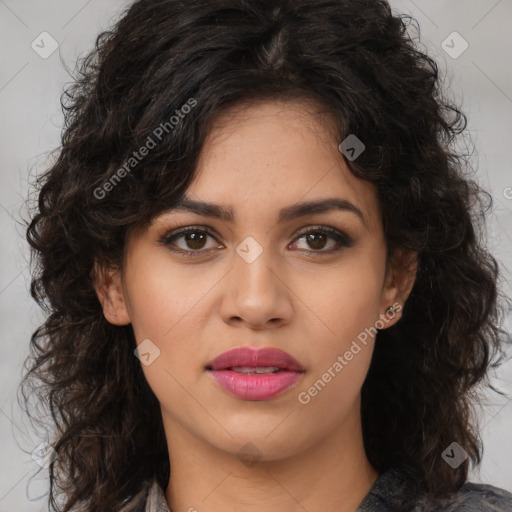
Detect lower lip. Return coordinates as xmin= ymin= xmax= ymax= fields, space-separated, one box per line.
xmin=208 ymin=370 xmax=304 ymax=400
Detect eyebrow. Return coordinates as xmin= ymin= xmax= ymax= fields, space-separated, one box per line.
xmin=167 ymin=196 xmax=367 ymax=227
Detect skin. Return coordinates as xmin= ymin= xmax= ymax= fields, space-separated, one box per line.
xmin=95 ymin=99 xmax=418 ymax=512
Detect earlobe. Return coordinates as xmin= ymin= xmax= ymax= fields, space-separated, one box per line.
xmin=91 ymin=261 xmax=131 ymax=326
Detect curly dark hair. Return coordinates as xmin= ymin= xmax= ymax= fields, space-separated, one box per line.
xmin=20 ymin=0 xmax=511 ymax=510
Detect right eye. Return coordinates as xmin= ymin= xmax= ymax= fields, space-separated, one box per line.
xmin=158 ymin=227 xmax=223 ymax=256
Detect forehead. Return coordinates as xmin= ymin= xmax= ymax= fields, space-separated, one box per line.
xmin=183 ymin=99 xmax=382 ymax=232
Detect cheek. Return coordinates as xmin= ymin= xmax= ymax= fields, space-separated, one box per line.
xmin=123 ymin=250 xmax=211 ymax=340
xmin=294 ymin=264 xmax=381 ymax=424
xmin=123 ymin=252 xmax=217 ymax=386
xmin=295 ymin=252 xmax=385 ymax=345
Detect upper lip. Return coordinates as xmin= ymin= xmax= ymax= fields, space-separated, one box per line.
xmin=207 ymin=347 xmax=305 ymax=372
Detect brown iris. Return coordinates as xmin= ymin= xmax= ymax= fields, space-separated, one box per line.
xmin=305 ymin=232 xmax=328 ymax=250
xmin=184 ymin=232 xmax=207 ymax=250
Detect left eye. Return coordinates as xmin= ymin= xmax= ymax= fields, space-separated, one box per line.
xmin=291 ymin=229 xmax=348 ymax=252
xmin=159 ymin=226 xmax=352 ymax=256
xmin=290 ymin=226 xmax=354 ymax=254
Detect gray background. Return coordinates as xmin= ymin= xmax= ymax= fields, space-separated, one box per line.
xmin=1 ymin=1 xmax=511 ymax=510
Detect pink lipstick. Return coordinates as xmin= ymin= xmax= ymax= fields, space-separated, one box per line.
xmin=206 ymin=346 xmax=305 ymax=401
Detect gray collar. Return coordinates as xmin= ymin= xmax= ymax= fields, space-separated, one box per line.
xmin=123 ymin=462 xmax=512 ymax=512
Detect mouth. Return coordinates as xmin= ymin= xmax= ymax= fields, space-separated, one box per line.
xmin=219 ymin=366 xmax=284 ymax=374
xmin=205 ymin=346 xmax=305 ymax=401
xmin=206 ymin=346 xmax=305 ymax=372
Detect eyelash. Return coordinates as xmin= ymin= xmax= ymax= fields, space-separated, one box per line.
xmin=158 ymin=225 xmax=354 ymax=258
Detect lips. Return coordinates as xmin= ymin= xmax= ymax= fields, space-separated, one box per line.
xmin=207 ymin=346 xmax=305 ymax=372
xmin=206 ymin=347 xmax=305 ymax=401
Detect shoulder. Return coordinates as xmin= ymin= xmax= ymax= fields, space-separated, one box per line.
xmin=359 ymin=464 xmax=512 ymax=512
xmin=432 ymin=480 xmax=512 ymax=511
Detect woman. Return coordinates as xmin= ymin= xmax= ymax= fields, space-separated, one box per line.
xmin=21 ymin=0 xmax=512 ymax=511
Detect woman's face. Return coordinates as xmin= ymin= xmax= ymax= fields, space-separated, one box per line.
xmin=98 ymin=99 xmax=413 ymax=461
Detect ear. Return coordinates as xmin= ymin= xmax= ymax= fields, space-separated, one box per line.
xmin=379 ymin=248 xmax=418 ymax=327
xmin=91 ymin=260 xmax=131 ymax=326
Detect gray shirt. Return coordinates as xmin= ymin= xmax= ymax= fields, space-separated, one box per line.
xmin=119 ymin=463 xmax=512 ymax=511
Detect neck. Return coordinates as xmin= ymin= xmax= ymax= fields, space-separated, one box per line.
xmin=163 ymin=402 xmax=379 ymax=512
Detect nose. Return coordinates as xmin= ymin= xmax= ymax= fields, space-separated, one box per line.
xmin=219 ymin=241 xmax=294 ymax=330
